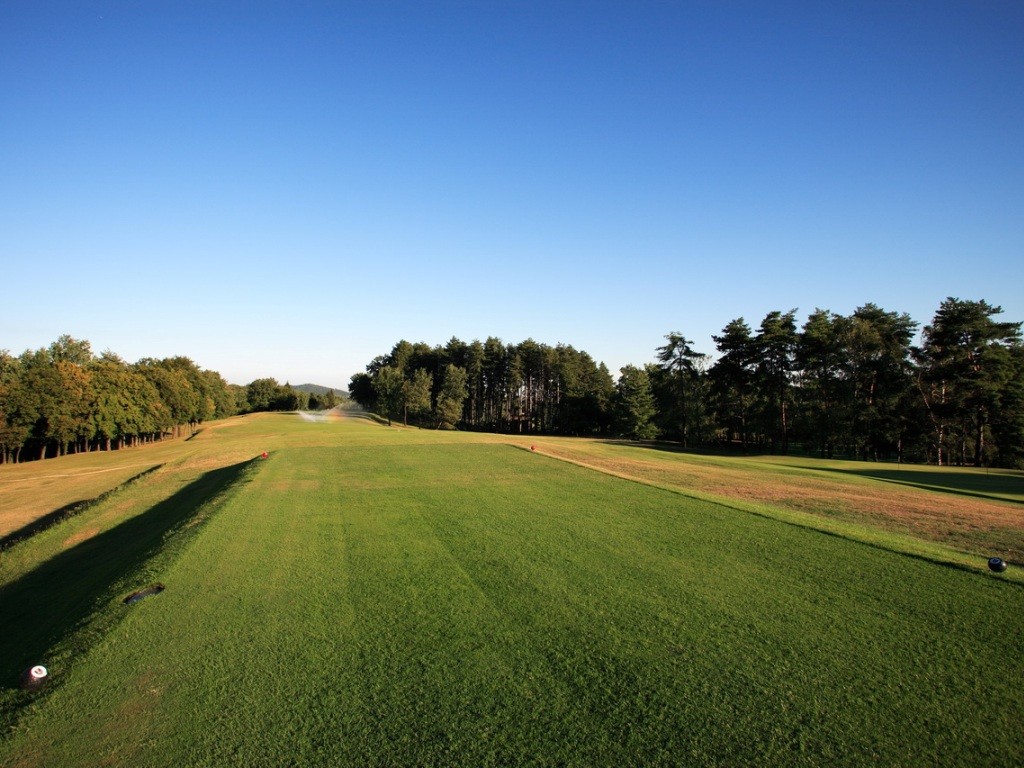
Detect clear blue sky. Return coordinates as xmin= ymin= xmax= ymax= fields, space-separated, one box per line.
xmin=3 ymin=1 xmax=1022 ymax=388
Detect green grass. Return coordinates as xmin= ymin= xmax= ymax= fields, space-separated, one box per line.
xmin=0 ymin=459 xmax=258 ymax=732
xmin=534 ymin=438 xmax=1024 ymax=565
xmin=2 ymin=437 xmax=1021 ymax=766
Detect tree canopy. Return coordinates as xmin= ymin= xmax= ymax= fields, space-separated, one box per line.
xmin=0 ymin=337 xmax=329 ymax=463
xmin=348 ymin=299 xmax=1023 ymax=468
xmin=6 ymin=297 xmax=1021 ymax=468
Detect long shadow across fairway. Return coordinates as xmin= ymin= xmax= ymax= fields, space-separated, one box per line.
xmin=807 ymin=466 xmax=1024 ymax=505
xmin=606 ymin=440 xmax=1024 ymax=504
xmin=605 ymin=439 xmax=734 ymax=456
xmin=0 ymin=466 xmax=163 ymax=552
xmin=0 ymin=460 xmax=255 ymax=721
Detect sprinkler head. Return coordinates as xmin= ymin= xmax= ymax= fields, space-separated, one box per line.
xmin=988 ymin=557 xmax=1008 ymax=573
xmin=19 ymin=665 xmax=48 ymax=690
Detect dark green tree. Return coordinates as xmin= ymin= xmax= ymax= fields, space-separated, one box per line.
xmin=655 ymin=333 xmax=708 ymax=447
xmin=710 ymin=318 xmax=756 ymax=449
xmin=436 ymin=364 xmax=468 ymax=429
xmin=916 ymin=298 xmax=1023 ymax=465
xmin=201 ymin=369 xmax=238 ymax=419
xmin=245 ymin=377 xmax=281 ymax=413
xmin=136 ymin=362 xmax=199 ymax=437
xmin=0 ymin=351 xmax=33 ymax=463
xmin=614 ymin=364 xmax=658 ymax=439
xmin=987 ymin=344 xmax=1024 ymax=468
xmin=348 ymin=373 xmax=374 ymax=409
xmin=753 ymin=310 xmax=798 ymax=453
xmin=89 ymin=354 xmax=159 ymax=450
xmin=17 ymin=348 xmax=61 ymax=459
xmin=276 ymin=383 xmax=310 ymax=411
xmin=373 ymin=366 xmax=405 ymax=426
xmin=845 ymin=304 xmax=918 ymax=461
xmin=796 ymin=309 xmax=851 ymax=458
xmin=403 ymin=368 xmax=433 ymax=426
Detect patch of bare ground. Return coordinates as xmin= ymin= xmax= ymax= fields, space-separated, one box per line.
xmin=537 ymin=444 xmax=1024 ymax=560
xmin=61 ymin=525 xmax=102 ymax=549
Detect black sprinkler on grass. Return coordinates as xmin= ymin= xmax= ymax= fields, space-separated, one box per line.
xmin=988 ymin=557 xmax=1008 ymax=573
xmin=124 ymin=583 xmax=166 ymax=605
xmin=19 ymin=665 xmax=48 ymax=691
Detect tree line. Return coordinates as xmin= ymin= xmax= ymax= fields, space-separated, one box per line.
xmin=348 ymin=298 xmax=1024 ymax=468
xmin=349 ymin=338 xmax=615 ymax=433
xmin=3 ymin=298 xmax=1019 ymax=467
xmin=0 ymin=336 xmax=339 ymax=463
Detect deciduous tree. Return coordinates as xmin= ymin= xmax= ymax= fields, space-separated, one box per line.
xmin=436 ymin=364 xmax=468 ymax=429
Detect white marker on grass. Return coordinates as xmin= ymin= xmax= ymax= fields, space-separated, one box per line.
xmin=20 ymin=665 xmax=48 ymax=689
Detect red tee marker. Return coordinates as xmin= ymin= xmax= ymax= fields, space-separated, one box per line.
xmin=261 ymin=452 xmax=268 ymax=459
xmin=530 ymin=445 xmax=536 ymax=451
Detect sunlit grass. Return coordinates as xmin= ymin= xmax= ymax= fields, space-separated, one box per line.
xmin=530 ymin=439 xmax=1024 ymax=564
xmin=2 ymin=440 xmax=1022 ymax=766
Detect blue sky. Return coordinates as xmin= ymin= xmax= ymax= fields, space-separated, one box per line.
xmin=2 ymin=1 xmax=1022 ymax=388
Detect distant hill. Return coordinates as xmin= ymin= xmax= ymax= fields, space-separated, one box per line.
xmin=293 ymin=383 xmax=348 ymax=398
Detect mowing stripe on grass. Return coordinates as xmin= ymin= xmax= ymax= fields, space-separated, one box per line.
xmin=2 ymin=443 xmax=1021 ymax=767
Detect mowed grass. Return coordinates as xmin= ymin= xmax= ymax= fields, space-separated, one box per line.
xmin=2 ymin=440 xmax=1022 ymax=767
xmin=531 ymin=440 xmax=1024 ymax=563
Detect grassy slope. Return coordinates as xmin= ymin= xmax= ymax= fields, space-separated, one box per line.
xmin=529 ymin=440 xmax=1024 ymax=565
xmin=0 ymin=456 xmax=166 ymax=541
xmin=4 ymin=412 xmax=1021 ymax=569
xmin=2 ymin=434 xmax=1021 ymax=767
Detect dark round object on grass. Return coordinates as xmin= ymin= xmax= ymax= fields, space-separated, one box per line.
xmin=988 ymin=557 xmax=1008 ymax=573
xmin=124 ymin=583 xmax=166 ymax=605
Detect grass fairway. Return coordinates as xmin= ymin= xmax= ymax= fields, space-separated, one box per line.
xmin=2 ymin=429 xmax=1022 ymax=766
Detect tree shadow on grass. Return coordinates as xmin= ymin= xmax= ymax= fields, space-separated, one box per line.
xmin=809 ymin=466 xmax=1024 ymax=506
xmin=603 ymin=440 xmax=1023 ymax=504
xmin=0 ymin=460 xmax=255 ymax=711
xmin=344 ymin=410 xmax=392 ymax=427
xmin=0 ymin=466 xmax=163 ymax=553
xmin=602 ymin=439 xmax=786 ymax=458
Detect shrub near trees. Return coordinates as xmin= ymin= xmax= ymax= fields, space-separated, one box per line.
xmin=351 ymin=299 xmax=1024 ymax=468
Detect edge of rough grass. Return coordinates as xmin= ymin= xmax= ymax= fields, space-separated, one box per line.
xmin=0 ymin=456 xmax=262 ymax=738
xmin=0 ymin=465 xmax=164 ymax=552
xmin=522 ymin=445 xmax=1024 ymax=585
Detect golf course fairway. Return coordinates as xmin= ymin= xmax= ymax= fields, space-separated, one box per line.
xmin=1 ymin=414 xmax=1021 ymax=766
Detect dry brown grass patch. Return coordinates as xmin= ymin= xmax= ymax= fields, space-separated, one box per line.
xmin=537 ymin=443 xmax=1024 ymax=560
